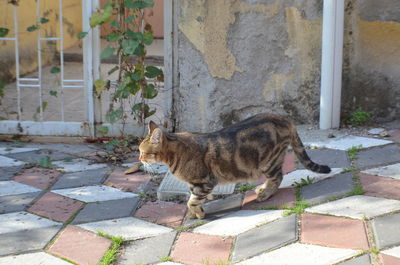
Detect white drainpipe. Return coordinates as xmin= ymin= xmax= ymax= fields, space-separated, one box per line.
xmin=319 ymin=0 xmax=345 ymax=129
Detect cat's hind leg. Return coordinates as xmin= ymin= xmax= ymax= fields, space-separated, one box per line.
xmin=187 ymin=183 xmax=215 ymax=219
xmin=256 ymin=164 xmax=283 ymax=202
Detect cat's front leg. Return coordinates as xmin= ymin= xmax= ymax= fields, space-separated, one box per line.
xmin=187 ymin=183 xmax=215 ymax=219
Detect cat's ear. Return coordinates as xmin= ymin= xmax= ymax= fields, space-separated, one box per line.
xmin=150 ymin=128 xmax=163 ymax=144
xmin=148 ymin=121 xmax=158 ymax=134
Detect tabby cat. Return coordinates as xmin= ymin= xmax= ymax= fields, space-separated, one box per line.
xmin=139 ymin=113 xmax=331 ymax=219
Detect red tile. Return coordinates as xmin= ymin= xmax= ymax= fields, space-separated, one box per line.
xmin=14 ymin=167 xmax=61 ymax=189
xmin=389 ymin=129 xmax=400 ymax=138
xmin=283 ymin=152 xmax=297 ymax=174
xmin=134 ymin=201 xmax=187 ymax=228
xmin=171 ymin=232 xmax=233 ymax=265
xmin=104 ymin=168 xmax=150 ymax=193
xmin=242 ymin=188 xmax=296 ymax=210
xmin=47 ymin=225 xmax=111 ymax=265
xmin=301 ymin=213 xmax=369 ymax=250
xmin=380 ymin=254 xmax=400 ymax=265
xmin=360 ymin=174 xmax=400 ymax=200
xmin=28 ymin=192 xmax=84 ymax=223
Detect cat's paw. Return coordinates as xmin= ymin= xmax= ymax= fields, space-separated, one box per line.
xmin=206 ymin=194 xmax=214 ymax=201
xmin=187 ymin=211 xmax=197 ymax=219
xmin=195 ymin=210 xmax=205 ymax=219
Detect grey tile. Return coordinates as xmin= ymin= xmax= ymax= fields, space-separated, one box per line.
xmin=371 ymin=212 xmax=400 ymax=249
xmin=203 ymin=193 xmax=244 ymax=215
xmin=0 ymin=192 xmax=41 ymax=214
xmin=301 ymin=172 xmax=355 ymax=204
xmin=355 ymin=145 xmax=400 ymax=169
xmin=72 ymin=197 xmax=141 ymax=224
xmin=299 ymin=149 xmax=351 ymax=169
xmin=5 ymin=150 xmax=74 ymax=164
xmin=51 ymin=167 xmax=110 ymax=190
xmin=232 ymin=214 xmax=298 ymax=262
xmin=0 ymin=225 xmax=62 ymax=256
xmin=118 ymin=231 xmax=177 ymax=265
xmin=0 ymin=166 xmax=23 ymax=181
xmin=336 ymin=254 xmax=371 ymax=265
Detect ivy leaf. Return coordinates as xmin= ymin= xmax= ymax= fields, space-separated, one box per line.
xmin=94 ymin=79 xmax=109 ymax=97
xmin=100 ymin=46 xmax=116 ymax=59
xmin=125 ymin=29 xmax=142 ymax=41
xmin=145 ymin=66 xmax=163 ymax=78
xmin=49 ymin=90 xmax=58 ymax=97
xmin=77 ymin=31 xmax=88 ymax=39
xmin=125 ymin=0 xmax=145 ymax=9
xmin=110 ymin=20 xmax=120 ymax=28
xmin=107 ymin=66 xmax=119 ymax=76
xmin=89 ymin=2 xmax=113 ymax=27
xmin=144 ymin=0 xmax=155 ymax=8
xmin=121 ymin=39 xmax=139 ymax=55
xmin=40 ymin=17 xmax=49 ymax=24
xmin=142 ymin=84 xmax=158 ymax=99
xmin=106 ymin=109 xmax=123 ymax=124
xmin=0 ymin=27 xmax=9 ymax=37
xmin=97 ymin=125 xmax=109 ymax=136
xmin=125 ymin=14 xmax=135 ymax=23
xmin=143 ymin=31 xmax=153 ymax=45
xmin=50 ymin=66 xmax=60 ymax=73
xmin=133 ymin=43 xmax=145 ymax=56
xmin=107 ymin=32 xmax=121 ymax=42
xmin=27 ymin=25 xmax=38 ymax=32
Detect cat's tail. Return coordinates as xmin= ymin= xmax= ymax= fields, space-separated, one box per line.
xmin=290 ymin=128 xmax=331 ymax=174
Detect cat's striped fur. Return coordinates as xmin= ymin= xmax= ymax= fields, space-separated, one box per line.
xmin=139 ymin=113 xmax=331 ymax=219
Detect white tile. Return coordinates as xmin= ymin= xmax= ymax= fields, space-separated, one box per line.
xmin=362 ymin=163 xmax=400 ymax=180
xmin=0 ymin=155 xmax=25 ymax=167
xmin=157 ymin=263 xmax=185 ymax=265
xmin=52 ymin=158 xmax=107 ymax=172
xmin=0 ymin=181 xmax=41 ymax=196
xmin=193 ymin=210 xmax=284 ymax=236
xmin=0 ymin=212 xmax=61 ymax=234
xmin=0 ymin=252 xmax=71 ymax=265
xmin=280 ymin=168 xmax=343 ymax=188
xmin=382 ymin=246 xmax=400 ymax=259
xmin=78 ymin=217 xmax=173 ymax=240
xmin=306 ymin=195 xmax=400 ymax=219
xmin=0 ymin=147 xmax=39 ymax=155
xmin=237 ymin=242 xmax=359 ymax=265
xmin=52 ymin=185 xmax=138 ymax=202
xmin=307 ymin=135 xmax=392 ymax=151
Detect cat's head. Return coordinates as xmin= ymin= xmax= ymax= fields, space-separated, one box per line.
xmin=138 ymin=121 xmax=164 ymax=164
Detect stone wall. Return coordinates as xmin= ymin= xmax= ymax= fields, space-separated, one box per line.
xmin=173 ymin=0 xmax=400 ymax=132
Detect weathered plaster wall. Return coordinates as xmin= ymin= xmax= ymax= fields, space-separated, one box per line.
xmin=174 ymin=0 xmax=400 ymax=132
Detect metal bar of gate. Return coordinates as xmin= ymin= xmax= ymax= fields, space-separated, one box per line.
xmin=14 ymin=5 xmax=21 ymax=120
xmin=58 ymin=0 xmax=65 ymax=121
xmin=36 ymin=0 xmax=44 ymax=121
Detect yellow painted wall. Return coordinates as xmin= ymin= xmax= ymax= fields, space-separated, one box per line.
xmin=0 ymin=0 xmax=82 ymax=80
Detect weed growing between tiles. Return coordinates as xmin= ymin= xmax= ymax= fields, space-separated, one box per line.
xmin=97 ymin=232 xmax=124 ymax=265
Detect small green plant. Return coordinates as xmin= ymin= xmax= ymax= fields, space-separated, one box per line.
xmin=348 ymin=184 xmax=365 ymax=196
xmin=160 ymin=256 xmax=172 ymax=262
xmin=4 ymin=147 xmax=13 ymax=152
xmin=13 ymin=141 xmax=25 ymax=148
xmin=341 ymin=167 xmax=357 ymax=173
xmin=347 ymin=109 xmax=371 ymax=126
xmin=258 ymin=205 xmax=279 ymax=210
xmin=63 ymin=157 xmax=73 ymax=163
xmin=176 ymin=220 xmax=205 ymax=232
xmin=203 ymin=260 xmax=233 ymax=265
xmin=293 ymin=176 xmax=314 ymax=188
xmin=38 ymin=156 xmax=52 ymax=168
xmin=98 ymin=232 xmax=124 ymax=265
xmin=137 ymin=192 xmax=146 ymax=199
xmin=283 ymin=200 xmax=311 ymax=216
xmin=347 ymin=145 xmax=362 ymax=161
xmin=238 ymin=183 xmax=255 ymax=192
xmin=370 ymin=248 xmax=380 ymax=255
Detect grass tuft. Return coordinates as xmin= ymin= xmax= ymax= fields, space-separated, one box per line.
xmin=237 ymin=183 xmax=255 ymax=192
xmin=347 ymin=145 xmax=363 ymax=161
xmin=98 ymin=232 xmax=124 ymax=265
xmin=160 ymin=256 xmax=172 ymax=262
xmin=283 ymin=200 xmax=310 ymax=216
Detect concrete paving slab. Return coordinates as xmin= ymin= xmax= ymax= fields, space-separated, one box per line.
xmin=171 ymin=232 xmax=233 ymax=265
xmin=28 ymin=192 xmax=84 ymax=223
xmin=232 ymin=214 xmax=298 ymax=262
xmin=0 ymin=147 xmax=39 ymax=155
xmin=0 ymin=181 xmax=41 ymax=196
xmin=141 ymin=162 xmax=169 ymax=174
xmin=157 ymin=263 xmax=185 ymax=265
xmin=118 ymin=231 xmax=177 ymax=265
xmin=52 ymin=158 xmax=108 ymax=172
xmin=0 ymin=166 xmax=23 ymax=181
xmin=301 ymin=213 xmax=369 ymax=250
xmin=242 ymin=188 xmax=296 ymax=210
xmin=306 ymin=135 xmax=392 ymax=151
xmin=203 ymin=193 xmax=244 ymax=214
xmin=299 ymin=149 xmax=351 ymax=169
xmin=77 ymin=217 xmax=173 ymax=240
xmin=280 ymin=168 xmax=343 ymax=188
xmin=371 ymin=212 xmax=400 ymax=249
xmin=382 ymin=246 xmax=400 ymax=258
xmin=0 ymin=155 xmax=25 ymax=167
xmin=13 ymin=167 xmax=61 ymax=190
xmin=72 ymin=197 xmax=140 ymax=224
xmin=336 ymin=254 xmax=371 ymax=265
xmin=105 ymin=168 xmax=151 ymax=193
xmin=0 ymin=211 xmax=61 ymax=234
xmin=0 ymin=252 xmax=72 ymax=265
xmin=47 ymin=225 xmax=111 ymax=265
xmin=134 ymin=200 xmax=187 ymax=228
xmin=192 ymin=210 xmax=284 ymax=236
xmin=360 ymin=174 xmax=400 ymax=200
xmin=237 ymin=242 xmax=360 ymax=265
xmin=5 ymin=150 xmax=74 ymax=164
xmin=0 ymin=192 xmax=41 ymax=214
xmin=0 ymin=225 xmax=62 ymax=256
xmin=301 ymin=172 xmax=355 ymax=204
xmin=362 ymin=163 xmax=400 ymax=180
xmin=52 ymin=185 xmax=138 ymax=203
xmin=19 ymin=143 xmax=98 ymax=155
xmin=306 ymin=195 xmax=400 ymax=219
xmin=297 ymin=126 xmax=347 ymax=145
xmin=51 ymin=167 xmax=110 ymax=190
xmin=158 ymin=171 xmax=236 ymax=200
xmin=355 ymin=145 xmax=400 ymax=169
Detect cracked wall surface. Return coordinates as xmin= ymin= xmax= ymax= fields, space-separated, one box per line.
xmin=175 ymin=0 xmax=400 ymax=131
